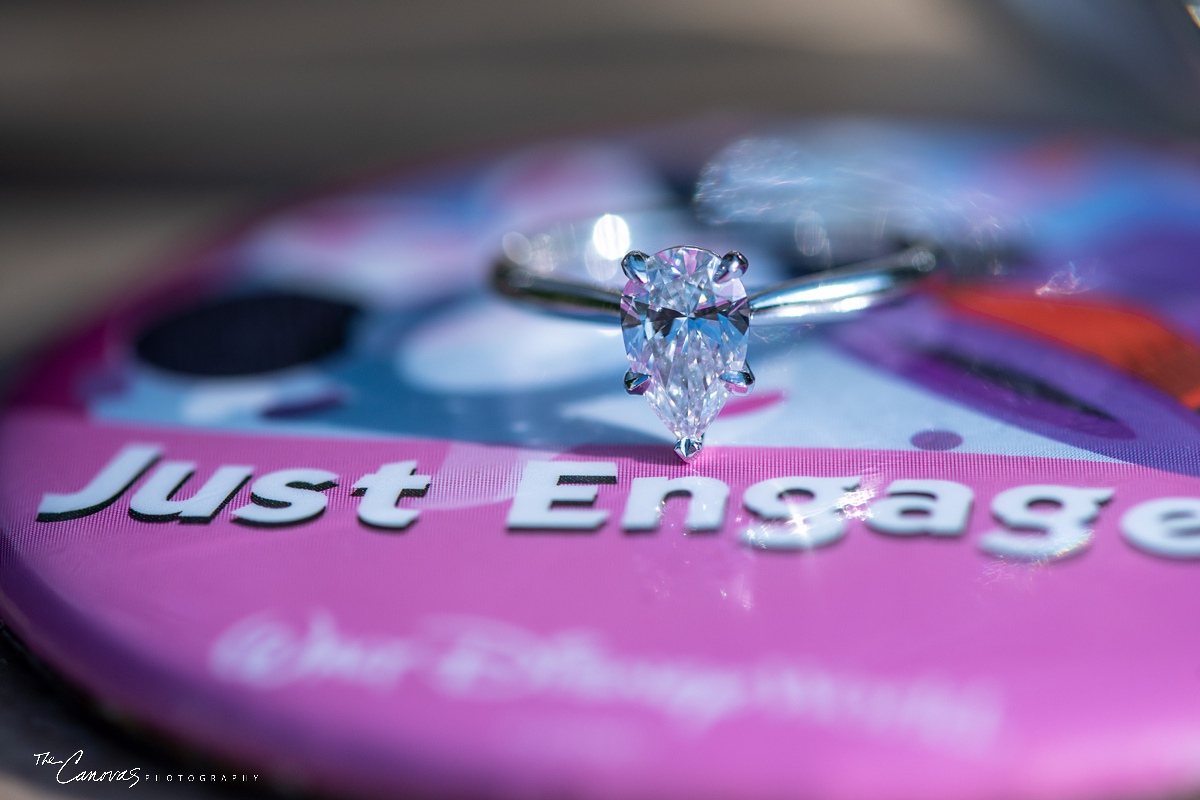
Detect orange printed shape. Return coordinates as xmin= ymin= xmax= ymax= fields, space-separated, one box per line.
xmin=943 ymin=285 xmax=1200 ymax=409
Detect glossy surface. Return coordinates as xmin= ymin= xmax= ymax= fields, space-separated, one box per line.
xmin=7 ymin=123 xmax=1200 ymax=800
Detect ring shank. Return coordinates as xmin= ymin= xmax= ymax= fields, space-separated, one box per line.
xmin=493 ymin=244 xmax=938 ymax=325
xmin=492 ymin=260 xmax=624 ymax=323
xmin=746 ymin=245 xmax=936 ymax=324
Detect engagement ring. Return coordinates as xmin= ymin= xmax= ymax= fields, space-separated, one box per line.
xmin=494 ymin=212 xmax=937 ymax=461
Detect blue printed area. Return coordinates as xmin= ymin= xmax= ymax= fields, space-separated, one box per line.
xmin=93 ymin=294 xmax=1121 ymax=460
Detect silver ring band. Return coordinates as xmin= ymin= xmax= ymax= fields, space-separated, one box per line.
xmin=493 ymin=242 xmax=938 ymax=324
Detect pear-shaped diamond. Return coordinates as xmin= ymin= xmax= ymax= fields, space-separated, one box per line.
xmin=620 ymin=246 xmax=751 ymax=460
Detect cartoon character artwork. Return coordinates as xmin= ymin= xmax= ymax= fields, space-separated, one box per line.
xmin=57 ymin=126 xmax=1200 ymax=479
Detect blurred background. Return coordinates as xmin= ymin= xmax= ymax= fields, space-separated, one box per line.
xmin=5 ymin=0 xmax=1200 ymax=366
xmin=3 ymin=1 xmax=1200 ymax=797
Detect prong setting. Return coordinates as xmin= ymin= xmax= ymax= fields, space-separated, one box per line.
xmin=720 ymin=364 xmax=755 ymax=395
xmin=715 ymin=251 xmax=748 ymax=282
xmin=624 ymin=370 xmax=650 ymax=395
xmin=621 ymin=250 xmax=650 ymax=283
xmin=674 ymin=436 xmax=704 ymax=462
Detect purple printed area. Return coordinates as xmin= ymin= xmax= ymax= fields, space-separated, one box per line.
xmin=833 ymin=297 xmax=1200 ymax=476
xmin=4 ymin=411 xmax=1200 ymax=800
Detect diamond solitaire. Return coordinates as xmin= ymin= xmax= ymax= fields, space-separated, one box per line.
xmin=619 ymin=247 xmax=754 ymax=461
